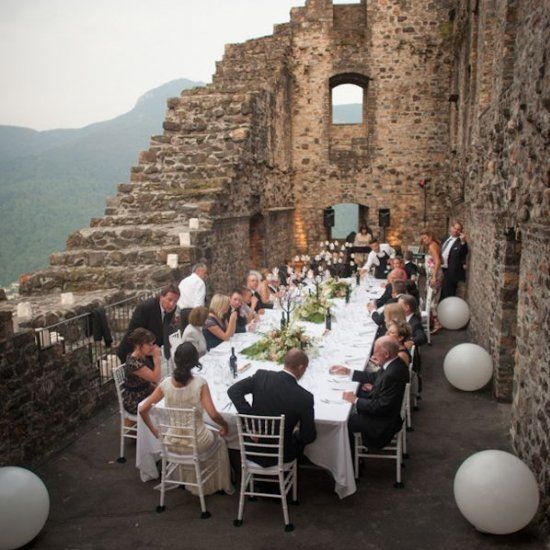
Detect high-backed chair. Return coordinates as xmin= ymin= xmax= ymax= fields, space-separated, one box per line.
xmin=113 ymin=364 xmax=137 ymax=463
xmin=354 ymin=382 xmax=410 ymax=488
xmin=233 ymin=414 xmax=298 ymax=532
xmin=155 ymin=406 xmax=221 ymax=518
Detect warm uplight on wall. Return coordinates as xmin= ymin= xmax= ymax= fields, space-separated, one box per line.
xmin=293 ymin=211 xmax=308 ymax=253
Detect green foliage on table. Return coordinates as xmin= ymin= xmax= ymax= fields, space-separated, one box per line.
xmin=294 ymin=294 xmax=333 ymax=324
xmin=241 ymin=324 xmax=316 ymax=363
xmin=322 ymin=278 xmax=351 ymax=299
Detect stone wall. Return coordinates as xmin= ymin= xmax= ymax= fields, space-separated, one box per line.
xmin=448 ymin=0 xmax=550 ymax=531
xmin=0 ymin=329 xmax=112 ymax=467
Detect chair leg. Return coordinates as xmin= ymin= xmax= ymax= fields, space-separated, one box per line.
xmin=195 ymin=463 xmax=210 ymax=519
xmin=354 ymin=433 xmax=360 ymax=479
xmin=279 ymin=472 xmax=294 ymax=532
xmin=233 ymin=469 xmax=247 ymax=527
xmin=156 ymin=458 xmax=167 ymax=512
xmin=394 ymin=433 xmax=404 ymax=489
xmin=117 ymin=416 xmax=126 ymax=463
xmin=292 ymin=463 xmax=298 ymax=503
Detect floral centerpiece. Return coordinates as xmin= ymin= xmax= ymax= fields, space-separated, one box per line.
xmin=241 ymin=324 xmax=316 ymax=364
xmin=293 ymin=293 xmax=333 ymax=324
xmin=322 ymin=278 xmax=351 ymax=299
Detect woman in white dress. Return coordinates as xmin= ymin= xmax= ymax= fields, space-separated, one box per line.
xmin=139 ymin=342 xmax=233 ymax=495
xmin=181 ymin=306 xmax=209 ymax=357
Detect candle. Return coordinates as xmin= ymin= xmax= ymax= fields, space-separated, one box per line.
xmin=167 ymin=254 xmax=179 ymax=268
xmin=179 ymin=233 xmax=191 ymax=247
xmin=61 ymin=292 xmax=75 ymax=306
xmin=17 ymin=302 xmax=32 ymax=319
xmin=188 ymin=218 xmax=200 ymax=230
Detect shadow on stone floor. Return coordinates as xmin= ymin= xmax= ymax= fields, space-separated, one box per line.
xmin=24 ymin=329 xmax=546 ymax=550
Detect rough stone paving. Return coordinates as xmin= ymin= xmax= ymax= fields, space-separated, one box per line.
xmin=0 ymin=0 xmax=548 ymax=535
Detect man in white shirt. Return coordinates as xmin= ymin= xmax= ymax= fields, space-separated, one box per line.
xmin=177 ymin=262 xmax=208 ymax=330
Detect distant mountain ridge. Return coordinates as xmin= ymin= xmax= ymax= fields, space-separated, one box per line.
xmin=0 ymin=96 xmax=361 ymax=288
xmin=0 ymin=78 xmax=203 ymax=287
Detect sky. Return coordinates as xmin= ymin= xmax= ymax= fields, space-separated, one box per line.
xmin=0 ymin=0 xmax=362 ymax=131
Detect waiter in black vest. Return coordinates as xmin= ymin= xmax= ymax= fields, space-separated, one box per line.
xmin=360 ymin=239 xmax=391 ymax=279
xmin=440 ymin=222 xmax=469 ymax=300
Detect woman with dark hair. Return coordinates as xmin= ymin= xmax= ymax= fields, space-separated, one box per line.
xmin=122 ymin=327 xmax=162 ymax=415
xmin=353 ymin=225 xmax=373 ymax=266
xmin=139 ymin=342 xmax=233 ymax=495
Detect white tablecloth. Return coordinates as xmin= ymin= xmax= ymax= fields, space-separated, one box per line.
xmin=136 ymin=278 xmax=385 ymax=499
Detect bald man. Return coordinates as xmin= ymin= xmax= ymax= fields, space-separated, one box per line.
xmin=330 ymin=336 xmax=409 ymax=450
xmin=228 ymin=349 xmax=316 ymax=467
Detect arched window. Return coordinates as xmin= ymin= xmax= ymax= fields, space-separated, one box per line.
xmin=329 ymin=73 xmax=369 ymax=126
xmin=331 ymin=84 xmax=363 ymax=124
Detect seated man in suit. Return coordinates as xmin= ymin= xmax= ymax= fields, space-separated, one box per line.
xmin=117 ymin=285 xmax=180 ymax=363
xmin=228 ymin=349 xmax=316 ymax=467
xmin=330 ymin=337 xmax=409 ymax=450
xmin=368 ymin=280 xmax=408 ymax=326
xmin=398 ymin=294 xmax=427 ymax=348
xmin=375 ymin=268 xmax=407 ymax=308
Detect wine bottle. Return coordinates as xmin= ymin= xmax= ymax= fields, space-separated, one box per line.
xmin=280 ymin=312 xmax=286 ymax=330
xmin=325 ymin=308 xmax=332 ymax=331
xmin=229 ymin=347 xmax=237 ymax=378
xmin=345 ymin=285 xmax=351 ymax=304
xmin=355 ymin=270 xmax=361 ymax=286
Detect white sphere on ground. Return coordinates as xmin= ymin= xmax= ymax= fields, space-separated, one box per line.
xmin=443 ymin=343 xmax=493 ymax=391
xmin=454 ymin=450 xmax=540 ymax=534
xmin=0 ymin=467 xmax=50 ymax=550
xmin=437 ymin=297 xmax=470 ymax=329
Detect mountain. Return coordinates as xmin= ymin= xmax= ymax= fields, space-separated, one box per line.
xmin=332 ymin=103 xmax=362 ymax=124
xmin=0 ymin=97 xmax=361 ymax=288
xmin=0 ymin=78 xmax=203 ymax=288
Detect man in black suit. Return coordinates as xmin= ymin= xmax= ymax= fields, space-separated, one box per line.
xmin=228 ymin=349 xmax=316 ymax=467
xmin=440 ymin=222 xmax=469 ymax=300
xmin=369 ymin=280 xmax=408 ymax=329
xmin=117 ymin=285 xmax=180 ymax=362
xmin=331 ymin=337 xmax=409 ymax=450
xmin=398 ymin=294 xmax=427 ymax=347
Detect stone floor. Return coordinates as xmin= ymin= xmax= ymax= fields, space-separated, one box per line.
xmin=26 ymin=330 xmax=546 ymax=550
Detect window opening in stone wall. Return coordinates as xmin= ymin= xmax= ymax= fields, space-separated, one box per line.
xmin=331 ymin=203 xmax=359 ymax=239
xmin=331 ymin=84 xmax=364 ymax=124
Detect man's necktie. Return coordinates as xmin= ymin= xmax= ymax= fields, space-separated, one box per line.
xmin=162 ymin=312 xmax=171 ymax=360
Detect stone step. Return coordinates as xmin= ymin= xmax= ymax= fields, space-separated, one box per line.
xmin=90 ymin=210 xmax=181 ymax=227
xmin=49 ymin=245 xmax=196 ymax=268
xmin=19 ymin=264 xmax=185 ymax=296
xmin=65 ymin=224 xmax=189 ymax=250
xmin=106 ymin=187 xmax=224 ymax=213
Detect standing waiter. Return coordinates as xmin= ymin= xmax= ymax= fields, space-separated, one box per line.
xmin=440 ymin=222 xmax=469 ymax=300
xmin=117 ymin=285 xmax=180 ymax=363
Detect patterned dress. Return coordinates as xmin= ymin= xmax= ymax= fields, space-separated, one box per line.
xmin=122 ymin=355 xmax=154 ymax=414
xmin=426 ymin=253 xmax=444 ymax=317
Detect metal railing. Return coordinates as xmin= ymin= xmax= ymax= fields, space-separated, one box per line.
xmin=35 ymin=288 xmax=162 ymax=384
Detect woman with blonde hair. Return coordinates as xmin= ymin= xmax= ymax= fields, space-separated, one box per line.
xmin=203 ymin=294 xmax=237 ymax=350
xmin=181 ymin=306 xmax=209 ymax=357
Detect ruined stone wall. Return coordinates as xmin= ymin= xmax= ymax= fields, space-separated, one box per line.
xmin=0 ymin=330 xmax=112 ymax=466
xmin=449 ymin=0 xmax=550 ymax=530
xmin=290 ymin=0 xmax=454 ymax=252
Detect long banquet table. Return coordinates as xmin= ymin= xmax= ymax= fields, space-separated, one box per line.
xmin=136 ymin=278 xmax=385 ymax=499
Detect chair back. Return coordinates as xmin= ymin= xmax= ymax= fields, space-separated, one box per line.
xmin=400 ymin=383 xmax=410 ymax=420
xmin=113 ymin=364 xmax=127 ymax=415
xmin=408 ymin=345 xmax=416 ymax=377
xmin=235 ymin=414 xmax=286 ymax=467
xmin=156 ymin=406 xmax=200 ymax=458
